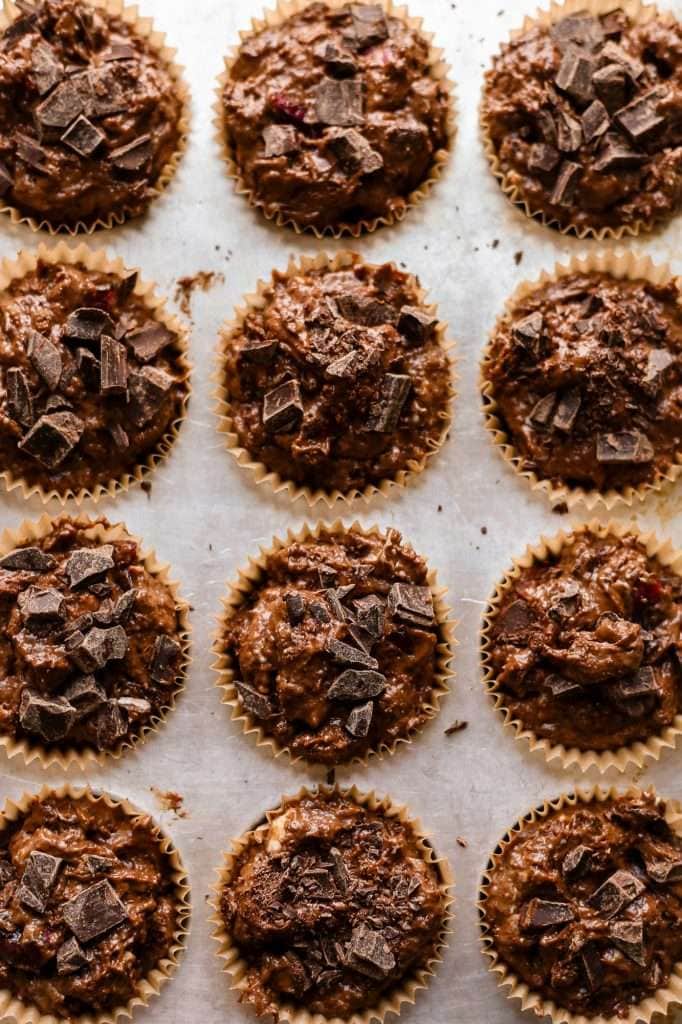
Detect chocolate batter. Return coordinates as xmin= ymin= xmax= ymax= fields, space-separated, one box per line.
xmin=224 ymin=527 xmax=443 ymax=765
xmin=222 ymin=258 xmax=451 ymax=494
xmin=0 ymin=516 xmax=184 ymax=754
xmin=0 ymin=791 xmax=180 ymax=1017
xmin=0 ymin=260 xmax=188 ymax=495
xmin=221 ymin=1 xmax=450 ymax=233
xmin=482 ymin=9 xmax=682 ymax=233
xmin=482 ymin=792 xmax=682 ymax=1018
xmin=484 ymin=271 xmax=682 ymax=493
xmin=487 ymin=531 xmax=682 ymax=752
xmin=221 ymin=791 xmax=446 ymax=1018
xmin=0 ymin=0 xmax=184 ymax=228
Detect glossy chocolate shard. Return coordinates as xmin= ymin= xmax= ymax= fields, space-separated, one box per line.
xmin=321 ymin=41 xmax=358 ymax=78
xmin=353 ymin=595 xmax=385 ymax=638
xmin=398 ymin=305 xmax=438 ymax=345
xmin=0 ymin=159 xmax=12 ymax=196
xmin=328 ymin=127 xmax=382 ymax=175
xmin=117 ymin=271 xmax=138 ymax=303
xmin=369 ymin=373 xmax=411 ymax=432
xmin=62 ymin=879 xmax=127 ymax=943
xmin=513 ymin=311 xmax=544 ymax=346
xmin=581 ymin=99 xmax=610 ymax=143
xmin=580 ymin=941 xmax=604 ymax=991
xmin=19 ymin=585 xmax=64 ymax=621
xmin=528 ymin=142 xmax=560 ymax=174
xmin=17 ymin=851 xmax=62 ymax=914
xmin=150 ymin=634 xmax=181 ymax=684
xmin=65 ymin=307 xmax=115 ymax=343
xmin=601 ymin=40 xmax=644 ymax=81
xmin=94 ymin=700 xmax=128 ymax=749
xmin=31 ymin=41 xmax=63 ymax=95
xmin=550 ymin=13 xmax=604 ymax=52
xmin=56 ymin=936 xmax=91 ymax=975
xmin=643 ymin=348 xmax=675 ymax=389
xmin=610 ymin=665 xmax=659 ymax=701
xmin=66 ymin=546 xmax=114 ymax=589
xmin=110 ymin=134 xmax=152 ymax=171
xmin=609 ymin=919 xmax=647 ymax=966
xmin=550 ymin=160 xmax=582 ymax=206
xmin=6 ymin=367 xmax=34 ymax=428
xmin=336 ymin=293 xmax=396 ymax=326
xmin=552 ymin=388 xmax=581 ymax=433
xmin=596 ymin=430 xmax=654 ymax=464
xmin=112 ymin=588 xmax=137 ymax=622
xmin=520 ymin=897 xmax=575 ymax=931
xmin=315 ymin=77 xmax=364 ymax=126
xmin=346 ymin=700 xmax=373 ymax=736
xmin=349 ymin=4 xmax=388 ymax=49
xmin=588 ymin=869 xmax=645 ymax=917
xmin=19 ymin=411 xmax=84 ymax=467
xmin=27 ymin=330 xmax=62 ymax=391
xmin=127 ymin=366 xmax=174 ymax=427
xmin=556 ymin=112 xmax=582 ymax=153
xmin=19 ymin=689 xmax=76 ymax=742
xmin=325 ymin=637 xmax=379 ymax=670
xmin=263 ymin=379 xmax=303 ymax=433
xmin=329 ymin=847 xmax=350 ymax=891
xmin=102 ymin=42 xmax=136 ymax=62
xmin=643 ymin=852 xmax=682 ymax=884
xmin=88 ymin=65 xmax=128 ymax=117
xmin=328 ymin=669 xmax=386 ymax=701
xmin=36 ymin=77 xmax=91 ymax=128
xmin=117 ymin=696 xmax=151 ymax=719
xmin=387 ymin=583 xmax=434 ymax=627
xmin=325 ymin=351 xmax=358 ymax=379
xmin=545 ymin=673 xmax=582 ymax=698
xmin=240 ymin=336 xmax=278 ymax=365
xmin=16 ymin=132 xmax=48 ymax=172
xmin=498 ymin=598 xmax=534 ymax=633
xmin=593 ymin=133 xmax=647 ymax=171
xmin=63 ymin=675 xmax=107 ymax=718
xmin=61 ymin=114 xmax=106 ymax=157
xmin=555 ymin=49 xmax=595 ymax=105
xmin=100 ymin=335 xmax=127 ymax=395
xmin=263 ymin=124 xmax=298 ymax=157
xmin=285 ymin=591 xmax=306 ymax=625
xmin=124 ymin=322 xmax=174 ymax=363
xmin=529 ymin=393 xmax=556 ymax=426
xmin=562 ymin=844 xmax=593 ymax=879
xmin=71 ymin=625 xmax=128 ymax=672
xmin=592 ymin=63 xmax=628 ymax=111
xmin=615 ymin=89 xmax=665 ymax=142
xmin=0 ymin=546 xmax=53 ymax=572
xmin=83 ymin=854 xmax=113 ymax=875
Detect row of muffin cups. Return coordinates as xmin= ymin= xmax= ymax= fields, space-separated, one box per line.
xmin=0 ymin=243 xmax=678 ymax=511
xmin=2 ymin=781 xmax=681 ymax=1024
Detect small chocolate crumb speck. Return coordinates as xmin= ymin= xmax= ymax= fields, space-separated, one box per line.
xmin=445 ymin=720 xmax=468 ymax=736
xmin=552 ymin=501 xmax=569 ymax=515
xmin=481 ymin=526 xmax=488 ymax=535
xmin=150 ymin=787 xmax=187 ymax=818
xmin=514 ymin=251 xmax=523 ymax=265
xmin=174 ymin=271 xmax=225 ymax=317
xmin=456 ymin=836 xmax=468 ymax=848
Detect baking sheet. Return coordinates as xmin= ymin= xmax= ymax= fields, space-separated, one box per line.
xmin=2 ymin=0 xmax=682 ymax=1021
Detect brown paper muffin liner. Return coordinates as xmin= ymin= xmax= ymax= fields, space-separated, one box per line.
xmin=0 ymin=0 xmax=190 ymax=236
xmin=0 ymin=512 xmax=191 ymax=771
xmin=212 ymin=518 xmax=455 ymax=768
xmin=0 ymin=783 xmax=190 ymax=1024
xmin=213 ymin=0 xmax=456 ymax=239
xmin=481 ymin=248 xmax=682 ymax=511
xmin=480 ymin=0 xmax=674 ymax=241
xmin=214 ymin=250 xmax=456 ymax=508
xmin=478 ymin=785 xmax=682 ymax=1024
xmin=481 ymin=519 xmax=682 ymax=773
xmin=0 ymin=240 xmax=191 ymax=505
xmin=210 ymin=783 xmax=453 ymax=1024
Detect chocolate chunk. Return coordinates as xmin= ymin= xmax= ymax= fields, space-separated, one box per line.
xmin=562 ymin=845 xmax=593 ymax=879
xmin=537 ymin=109 xmax=558 ymax=145
xmin=263 ymin=379 xmax=303 ymax=433
xmin=63 ymin=675 xmax=106 ymax=718
xmin=556 ymin=49 xmax=594 ymax=105
xmin=594 ymin=132 xmax=647 ymax=171
xmin=596 ymin=430 xmax=654 ymax=464
xmin=387 ymin=583 xmax=434 ymax=627
xmin=556 ymin=112 xmax=582 ymax=153
xmin=398 ymin=306 xmax=438 ymax=345
xmin=116 ymin=696 xmax=151 ymax=719
xmin=349 ymin=4 xmax=388 ymax=49
xmin=643 ymin=348 xmax=674 ymax=389
xmin=27 ymin=330 xmax=62 ymax=391
xmin=369 ymin=373 xmax=411 ymax=432
xmin=32 ymin=41 xmax=63 ymax=95
xmin=88 ymin=64 xmax=128 ymax=117
xmin=348 ymin=924 xmax=395 ymax=976
xmin=62 ymin=880 xmax=127 ymax=943
xmin=550 ymin=13 xmax=604 ymax=52
xmin=66 ymin=547 xmax=114 ymax=589
xmin=318 ymin=565 xmax=338 ymax=589
xmin=102 ymin=42 xmax=136 ymax=61
xmin=65 ymin=307 xmax=115 ymax=343
xmin=19 ymin=410 xmax=83 ymax=468
xmin=57 ymin=937 xmax=91 ymax=975
xmin=240 ymin=337 xmax=278 ymax=365
xmin=16 ymin=133 xmax=48 ymax=172
xmin=76 ymin=347 xmax=100 ymax=391
xmin=325 ymin=587 xmax=351 ymax=622
xmin=592 ymin=63 xmax=628 ymax=112
xmin=263 ymin=124 xmax=298 ymax=157
xmin=552 ymin=388 xmax=581 ymax=432
xmin=6 ymin=367 xmax=34 ymax=428
xmin=528 ymin=142 xmax=560 ymax=174
xmin=499 ymin=599 xmax=533 ymax=633
xmin=513 ymin=311 xmax=544 ymax=347
xmin=520 ymin=897 xmax=575 ymax=931
xmin=329 ymin=847 xmax=350 ymax=892
xmin=336 ymin=293 xmax=397 ymax=326
xmin=546 ymin=673 xmax=582 ymax=697
xmin=582 ymin=99 xmax=610 ymax=143
xmin=17 ymin=851 xmax=62 ymax=914
xmin=110 ymin=134 xmax=152 ymax=171
xmin=346 ymin=700 xmax=373 ymax=737
xmin=354 ymin=595 xmax=385 ymax=638
xmin=529 ymin=393 xmax=556 ymax=426
xmin=643 ymin=853 xmax=682 ymax=884
xmin=109 ymin=422 xmax=128 ymax=451
xmin=235 ymin=680 xmax=274 ymax=720
xmin=610 ymin=665 xmax=659 ymax=702
xmin=328 ymin=669 xmax=386 ymax=701
xmin=609 ymin=920 xmax=647 ymax=966
xmin=581 ymin=941 xmax=604 ymax=991
xmin=100 ymin=335 xmax=127 ymax=395
xmin=310 ymin=601 xmax=331 ymax=624
xmin=321 ymin=42 xmax=358 ymax=77
xmin=71 ymin=626 xmax=128 ymax=672
xmin=589 ymin=869 xmax=645 ymax=917
xmin=615 ymin=89 xmax=665 ymax=142
xmin=36 ymin=77 xmax=90 ymax=128
xmin=601 ymin=39 xmax=644 ymax=81
xmin=116 ymin=271 xmax=137 ymax=304
xmin=94 ymin=701 xmax=128 ymax=748
xmin=551 ymin=161 xmax=581 ymax=206
xmin=19 ymin=585 xmax=64 ymax=621
xmin=61 ymin=115 xmax=106 ymax=157
xmin=0 ymin=546 xmax=53 ymax=573
xmin=326 ymin=351 xmax=358 ymax=379
xmin=83 ymin=854 xmax=113 ymax=875
xmin=19 ymin=689 xmax=76 ymax=742
xmin=326 ymin=638 xmax=379 ymax=670
xmin=127 ymin=366 xmax=174 ymax=427
xmin=150 ymin=634 xmax=181 ymax=684
xmin=328 ymin=127 xmax=382 ymax=174
xmin=315 ymin=78 xmax=364 ymax=126
xmin=285 ymin=592 xmax=306 ymax=625
xmin=112 ymin=589 xmax=137 ymax=623
xmin=0 ymin=159 xmax=13 ymax=196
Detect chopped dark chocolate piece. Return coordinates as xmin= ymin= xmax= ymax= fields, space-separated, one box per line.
xmin=16 ymin=133 xmax=48 ymax=172
xmin=109 ymin=134 xmax=152 ymax=171
xmin=6 ymin=367 xmax=34 ymax=428
xmin=336 ymin=293 xmax=397 ymax=326
xmin=0 ymin=160 xmax=13 ymax=196
xmin=556 ymin=112 xmax=582 ymax=153
xmin=592 ymin=62 xmax=628 ymax=111
xmin=550 ymin=161 xmax=581 ymax=206
xmin=326 ymin=351 xmax=358 ymax=378
xmin=348 ymin=923 xmax=395 ymax=975
xmin=0 ymin=546 xmax=53 ymax=573
xmin=325 ymin=587 xmax=350 ymax=622
xmin=65 ymin=546 xmax=114 ymax=589
xmin=285 ymin=591 xmax=306 ymax=625
xmin=528 ymin=142 xmax=560 ymax=174
xmin=235 ymin=680 xmax=274 ymax=720
xmin=17 ymin=851 xmax=62 ymax=914
xmin=65 ymin=307 xmax=115 ymax=344
xmin=601 ymin=39 xmax=644 ymax=81
xmin=94 ymin=700 xmax=128 ymax=748
xmin=550 ymin=13 xmax=604 ymax=52
xmin=537 ymin=108 xmax=558 ymax=145
xmin=321 ymin=42 xmax=358 ymax=77
xmin=555 ymin=49 xmax=595 ymax=105
xmin=346 ymin=700 xmax=373 ymax=737
xmin=562 ymin=844 xmax=593 ymax=879
xmin=100 ymin=335 xmax=127 ymax=395
xmin=545 ymin=673 xmax=582 ymax=697
xmin=328 ymin=128 xmax=382 ymax=175
xmin=116 ymin=696 xmax=152 ymax=719
xmin=70 ymin=625 xmax=128 ymax=672
xmin=18 ymin=410 xmax=84 ymax=467
xmin=127 ymin=366 xmax=174 ymax=427
xmin=76 ymin=347 xmax=100 ymax=390
xmin=581 ymin=941 xmax=604 ymax=991
xmin=310 ymin=601 xmax=331 ymax=624
xmin=609 ymin=919 xmax=647 ymax=966
xmin=109 ymin=422 xmax=129 ymax=451
xmin=62 ymin=879 xmax=127 ymax=943
xmin=327 ymin=669 xmax=386 ymax=701
xmin=19 ymin=585 xmax=64 ymax=621
xmin=263 ymin=379 xmax=303 ymax=433
xmin=581 ymin=99 xmax=610 ymax=143
xmin=552 ymin=388 xmax=581 ymax=432
xmin=387 ymin=583 xmax=434 ymax=627
xmin=349 ymin=4 xmax=388 ymax=49
xmin=513 ymin=311 xmax=544 ymax=346
xmin=369 ymin=373 xmax=411 ymax=432
xmin=329 ymin=847 xmax=350 ymax=891
xmin=102 ymin=43 xmax=136 ymax=62
xmin=63 ymin=675 xmax=107 ymax=718
xmin=31 ymin=41 xmax=63 ymax=95
xmin=240 ymin=336 xmax=278 ymax=365
xmin=529 ymin=393 xmax=556 ymax=426
xmin=596 ymin=430 xmax=654 ymax=464
xmin=325 ymin=637 xmax=379 ymax=670
xmin=315 ymin=78 xmax=364 ymax=126
xmin=112 ymin=589 xmax=137 ymax=622
xmin=263 ymin=124 xmax=298 ymax=157
xmin=19 ymin=689 xmax=76 ymax=742
xmin=61 ymin=115 xmax=106 ymax=157
xmin=117 ymin=271 xmax=138 ymax=303
xmin=615 ymin=89 xmax=665 ymax=142
xmin=594 ymin=133 xmax=647 ymax=171
xmin=35 ymin=77 xmax=90 ymax=128
xmin=643 ymin=853 xmax=682 ymax=884
xmin=643 ymin=348 xmax=675 ymax=389
xmin=27 ymin=330 xmax=62 ymax=391
xmin=353 ymin=595 xmax=385 ymax=638
xmin=398 ymin=305 xmax=438 ymax=345
xmin=56 ymin=937 xmax=91 ymax=975
xmin=589 ymin=869 xmax=645 ymax=918
xmin=520 ymin=897 xmax=575 ymax=931
xmin=150 ymin=634 xmax=181 ymax=684
xmin=83 ymin=854 xmax=114 ymax=875
xmin=499 ymin=599 xmax=534 ymax=633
